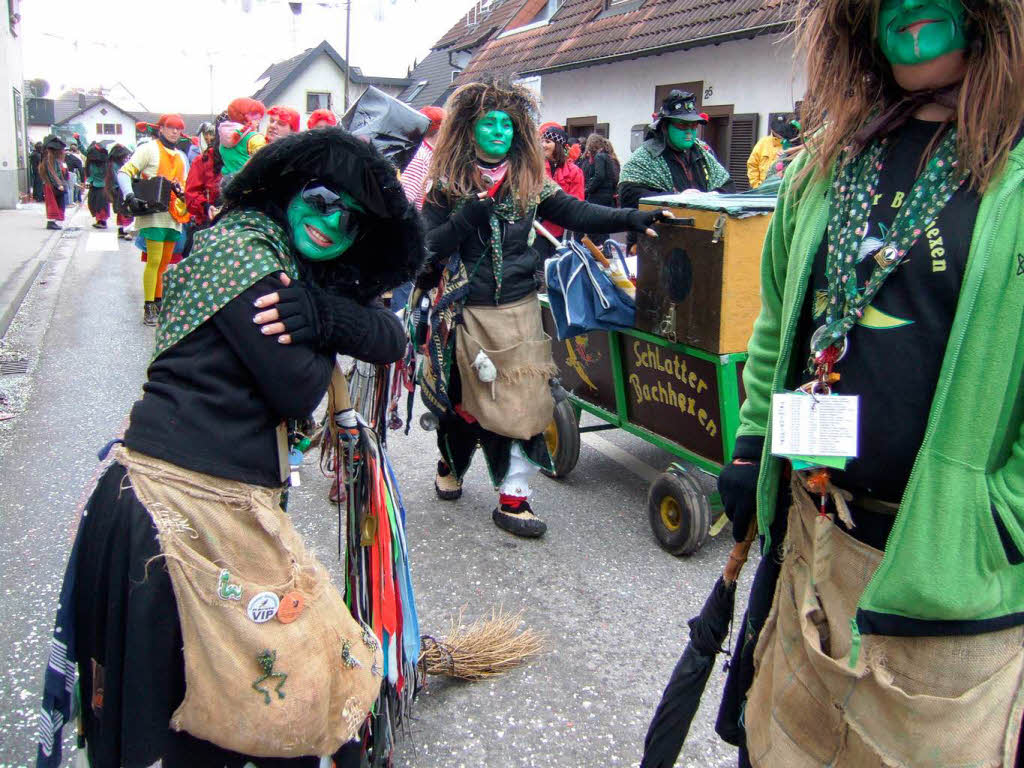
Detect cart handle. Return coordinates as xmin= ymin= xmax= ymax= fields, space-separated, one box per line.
xmin=657 ymin=216 xmax=697 ymax=227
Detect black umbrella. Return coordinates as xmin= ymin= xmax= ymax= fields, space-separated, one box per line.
xmin=640 ymin=531 xmax=756 ymax=768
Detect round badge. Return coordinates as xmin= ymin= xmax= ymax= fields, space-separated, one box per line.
xmin=246 ymin=591 xmax=280 ymax=623
xmin=277 ymin=591 xmax=305 ymax=624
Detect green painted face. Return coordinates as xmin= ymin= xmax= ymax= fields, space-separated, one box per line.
xmin=877 ymin=0 xmax=968 ymax=67
xmin=666 ymin=121 xmax=698 ymax=151
xmin=286 ymin=188 xmax=363 ymax=262
xmin=473 ymin=110 xmax=514 ymax=162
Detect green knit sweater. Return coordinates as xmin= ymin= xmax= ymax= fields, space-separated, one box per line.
xmin=739 ymin=143 xmax=1024 ymax=637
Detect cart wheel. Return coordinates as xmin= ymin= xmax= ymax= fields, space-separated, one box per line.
xmin=647 ymin=467 xmax=711 ymax=556
xmin=542 ymin=399 xmax=580 ymax=479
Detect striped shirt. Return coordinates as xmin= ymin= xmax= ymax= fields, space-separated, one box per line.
xmin=400 ymin=141 xmax=434 ymax=211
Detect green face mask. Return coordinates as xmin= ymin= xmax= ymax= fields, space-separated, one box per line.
xmin=666 ymin=122 xmax=697 ymax=151
xmin=877 ymin=0 xmax=968 ymax=67
xmin=286 ymin=187 xmax=364 ymax=262
xmin=473 ymin=110 xmax=514 ymax=162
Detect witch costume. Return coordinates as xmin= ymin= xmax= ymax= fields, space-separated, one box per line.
xmin=619 ymin=90 xmax=730 ymax=247
xmin=704 ymin=0 xmax=1024 ymax=766
xmin=36 ymin=128 xmax=424 ymax=768
xmin=419 ymin=80 xmax=665 ymax=538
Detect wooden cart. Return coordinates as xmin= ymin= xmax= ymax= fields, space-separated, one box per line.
xmin=541 ymin=190 xmax=776 ymax=555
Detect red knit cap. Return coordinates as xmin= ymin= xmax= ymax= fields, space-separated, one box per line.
xmin=307 ymin=108 xmax=337 ymax=129
xmin=158 ymin=114 xmax=185 ymax=130
xmin=267 ymin=105 xmax=300 ymax=132
xmin=419 ymin=106 xmax=445 ymax=133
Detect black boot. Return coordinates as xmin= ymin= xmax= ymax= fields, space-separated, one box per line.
xmin=492 ymin=499 xmax=547 ymax=538
xmin=46 ymin=221 xmax=61 ymax=230
xmin=154 ymin=297 xmax=162 ymax=315
xmin=143 ymin=301 xmax=158 ymax=326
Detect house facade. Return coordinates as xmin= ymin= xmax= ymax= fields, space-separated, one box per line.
xmin=254 ymin=41 xmax=414 ymax=127
xmin=1 ymin=0 xmax=26 ymax=207
xmin=535 ymin=34 xmax=803 ymax=187
xmin=458 ymin=0 xmax=802 ymax=190
xmin=52 ymin=98 xmax=137 ymax=146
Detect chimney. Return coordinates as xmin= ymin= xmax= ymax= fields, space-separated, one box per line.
xmin=78 ymin=93 xmax=87 ymax=109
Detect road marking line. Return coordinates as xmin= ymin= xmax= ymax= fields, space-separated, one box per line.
xmin=86 ymin=231 xmax=118 ymax=252
xmin=580 ymin=431 xmax=660 ymax=484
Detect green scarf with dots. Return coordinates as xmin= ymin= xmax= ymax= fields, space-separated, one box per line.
xmin=153 ymin=208 xmax=300 ymax=360
xmin=451 ymin=177 xmax=561 ymax=302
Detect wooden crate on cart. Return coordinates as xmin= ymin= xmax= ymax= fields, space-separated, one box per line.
xmin=540 ymin=190 xmax=777 ymax=555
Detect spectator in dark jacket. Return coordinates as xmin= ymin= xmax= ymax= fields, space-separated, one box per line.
xmin=580 ymin=134 xmax=621 ymax=243
xmin=29 ymin=142 xmax=44 ymax=201
xmin=581 ymin=134 xmax=619 ymax=207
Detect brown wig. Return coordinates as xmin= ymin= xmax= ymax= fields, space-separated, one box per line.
xmin=38 ymin=147 xmax=64 ymax=186
xmin=427 ymin=76 xmax=546 ymax=212
xmin=797 ymin=0 xmax=1024 ymax=191
xmin=585 ymin=134 xmax=620 ymax=165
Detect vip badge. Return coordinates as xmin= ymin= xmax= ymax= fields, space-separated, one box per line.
xmin=247 ymin=591 xmax=281 ymax=623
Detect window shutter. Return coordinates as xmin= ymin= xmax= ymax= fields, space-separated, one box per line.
xmin=727 ymin=113 xmax=758 ymax=192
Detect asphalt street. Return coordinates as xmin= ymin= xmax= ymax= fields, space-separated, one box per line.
xmin=0 ymin=215 xmax=752 ymax=767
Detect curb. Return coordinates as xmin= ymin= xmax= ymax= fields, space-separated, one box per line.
xmin=0 ymin=227 xmax=67 ymax=339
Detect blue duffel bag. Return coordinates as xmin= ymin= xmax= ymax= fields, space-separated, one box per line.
xmin=544 ymin=239 xmax=635 ymax=340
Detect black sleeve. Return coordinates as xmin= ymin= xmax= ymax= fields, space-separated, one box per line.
xmin=212 ymin=277 xmax=333 ymax=419
xmin=536 ymin=189 xmax=641 ymax=235
xmin=617 ymin=181 xmax=660 ymax=212
xmin=587 ymin=154 xmax=610 ymax=194
xmin=422 ymin=197 xmax=477 ymax=263
xmin=312 ymin=289 xmax=406 ymax=364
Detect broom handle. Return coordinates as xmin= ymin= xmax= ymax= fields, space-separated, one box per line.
xmin=580 ymin=235 xmax=612 ymax=269
xmin=532 ymin=220 xmax=561 ymax=248
xmin=723 ymin=520 xmax=758 ymax=586
xmin=330 ymin=361 xmax=353 ymax=413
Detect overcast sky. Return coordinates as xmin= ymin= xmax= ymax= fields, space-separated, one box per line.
xmin=21 ymin=0 xmax=472 ymax=112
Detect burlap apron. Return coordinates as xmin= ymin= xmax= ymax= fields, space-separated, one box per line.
xmin=116 ymin=447 xmax=382 ymax=758
xmin=746 ymin=473 xmax=1024 ymax=767
xmin=455 ymin=292 xmax=557 ymax=440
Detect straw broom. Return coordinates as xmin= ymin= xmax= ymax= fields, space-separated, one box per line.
xmin=419 ymin=608 xmax=545 ymax=681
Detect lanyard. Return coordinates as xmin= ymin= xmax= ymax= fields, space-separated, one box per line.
xmin=809 ymin=126 xmax=965 ymax=376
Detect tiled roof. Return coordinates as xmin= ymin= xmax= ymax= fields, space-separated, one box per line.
xmin=460 ymin=0 xmax=797 ymax=78
xmin=399 ymin=48 xmax=460 ymax=109
xmin=434 ymin=0 xmax=529 ymax=50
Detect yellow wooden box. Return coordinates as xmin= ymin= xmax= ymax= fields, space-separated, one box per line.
xmin=637 ymin=192 xmax=775 ymax=354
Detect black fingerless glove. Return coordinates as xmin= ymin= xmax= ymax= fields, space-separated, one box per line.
xmin=267 ymin=281 xmax=320 ymax=345
xmin=718 ymin=435 xmax=765 ymax=542
xmin=626 ymin=209 xmax=662 ymax=233
xmin=269 ymin=280 xmax=365 ymax=351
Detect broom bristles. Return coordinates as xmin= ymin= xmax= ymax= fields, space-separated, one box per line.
xmin=419 ymin=607 xmax=544 ymax=681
